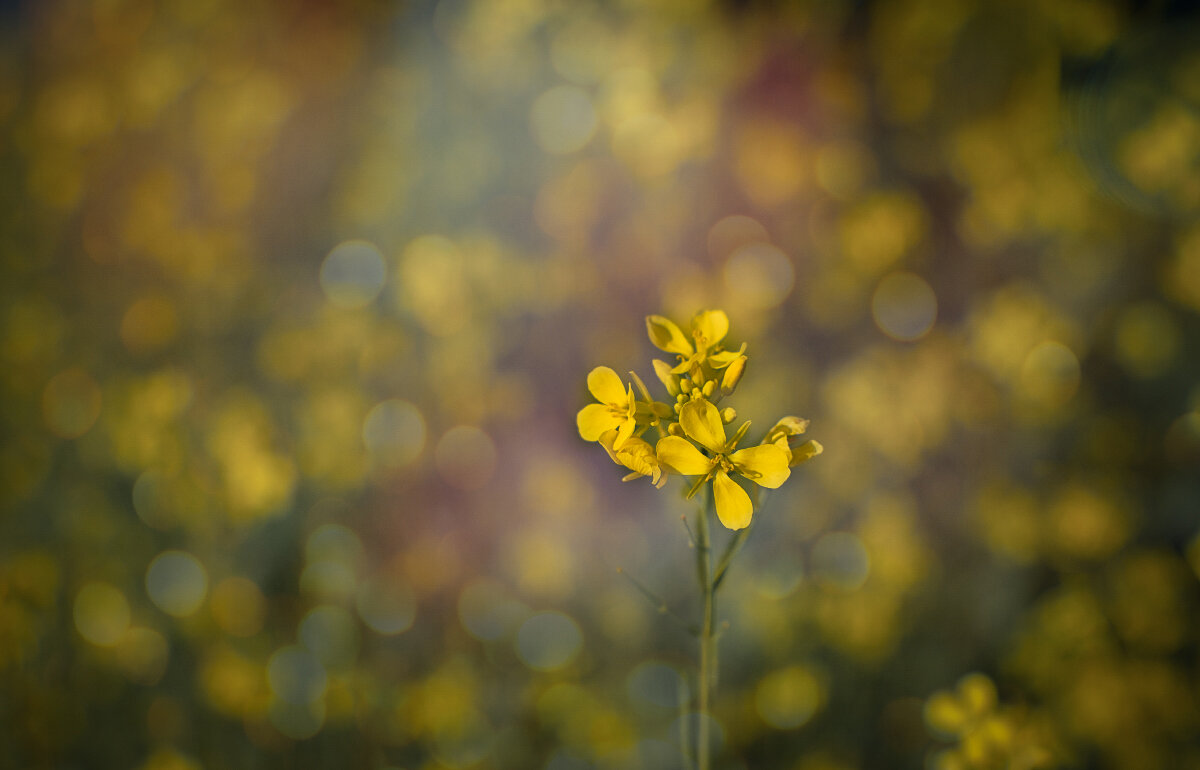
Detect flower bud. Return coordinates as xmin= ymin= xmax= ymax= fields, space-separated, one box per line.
xmin=720 ymin=407 xmax=737 ymax=424
xmin=720 ymin=355 xmax=747 ymax=395
xmin=702 ymin=379 xmax=715 ymax=398
xmin=668 ymin=422 xmax=686 ymax=437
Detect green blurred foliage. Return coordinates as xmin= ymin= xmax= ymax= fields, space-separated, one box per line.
xmin=1 ymin=0 xmax=1198 ymax=768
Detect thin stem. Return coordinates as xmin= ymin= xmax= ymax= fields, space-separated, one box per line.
xmin=712 ymin=523 xmax=752 ymax=591
xmin=695 ymin=487 xmax=714 ymax=770
xmin=616 ymin=567 xmax=697 ymax=634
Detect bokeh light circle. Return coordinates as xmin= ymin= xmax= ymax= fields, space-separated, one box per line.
xmin=363 ymin=399 xmax=426 ymax=467
xmin=145 ymin=550 xmax=208 ymax=617
xmin=872 ymin=272 xmax=937 ymax=341
xmin=1019 ymin=340 xmax=1081 ymax=408
xmin=320 ymin=240 xmax=387 ymax=309
xmin=724 ymin=242 xmax=795 ymax=310
xmin=299 ymin=605 xmax=360 ymax=668
xmin=355 ymin=577 xmax=416 ymax=635
xmin=530 ymin=85 xmax=597 ymax=154
xmin=435 ymin=425 xmax=498 ymax=489
xmin=74 ymin=582 xmax=131 ymax=647
xmin=267 ymin=645 xmax=327 ymax=705
xmin=515 ymin=611 xmax=583 ymax=671
xmin=755 ymin=665 xmax=823 ymax=729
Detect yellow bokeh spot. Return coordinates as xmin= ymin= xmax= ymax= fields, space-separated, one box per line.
xmin=115 ymin=627 xmax=169 ymax=685
xmin=839 ymin=192 xmax=928 ymax=276
xmin=1047 ymin=483 xmax=1130 ymax=560
xmin=1017 ymin=340 xmax=1080 ymax=410
xmin=723 ymin=242 xmax=795 ymax=311
xmin=396 ymin=235 xmax=472 ymax=335
xmin=872 ymin=272 xmax=937 ymax=341
xmin=505 ymin=531 xmax=575 ymax=600
xmin=121 ymin=295 xmax=179 ymax=354
xmin=74 ymin=582 xmax=130 ymax=647
xmin=734 ymin=119 xmax=809 ymax=206
xmin=1114 ymin=302 xmax=1179 ymax=379
xmin=756 ymin=665 xmax=824 ymax=729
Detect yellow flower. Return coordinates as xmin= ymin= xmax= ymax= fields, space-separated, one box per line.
xmin=655 ymin=398 xmax=790 ymax=530
xmin=576 ymin=366 xmax=639 ymax=448
xmin=765 ymin=416 xmax=824 ymax=467
xmin=598 ymin=429 xmax=666 ymax=488
xmin=647 ymin=310 xmax=746 ymax=376
xmin=577 ymin=366 xmax=672 ymax=449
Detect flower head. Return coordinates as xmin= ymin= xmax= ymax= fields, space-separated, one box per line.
xmin=647 ymin=310 xmax=747 ymax=377
xmin=655 ymin=398 xmax=790 ymax=530
xmin=598 ymin=429 xmax=666 ymax=488
xmin=578 ymin=310 xmax=820 ymax=532
xmin=576 ymin=366 xmax=671 ymax=449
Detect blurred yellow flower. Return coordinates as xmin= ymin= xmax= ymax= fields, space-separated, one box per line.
xmin=656 ymin=398 xmax=790 ymax=530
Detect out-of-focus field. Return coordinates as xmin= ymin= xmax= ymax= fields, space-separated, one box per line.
xmin=1 ymin=1 xmax=1199 ymax=768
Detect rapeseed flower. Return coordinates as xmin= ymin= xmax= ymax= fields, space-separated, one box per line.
xmin=576 ymin=366 xmax=669 ymax=449
xmin=578 ymin=310 xmax=819 ymax=531
xmin=647 ymin=310 xmax=746 ymax=377
xmin=656 ymin=398 xmax=790 ymax=530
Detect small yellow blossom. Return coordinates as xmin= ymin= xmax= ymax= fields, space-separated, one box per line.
xmin=655 ymin=398 xmax=790 ymax=530
xmin=577 ymin=366 xmax=639 ymax=447
xmin=598 ymin=429 xmax=666 ymax=488
xmin=765 ymin=416 xmax=824 ymax=466
xmin=576 ymin=366 xmax=670 ymax=449
xmin=647 ymin=310 xmax=747 ymax=376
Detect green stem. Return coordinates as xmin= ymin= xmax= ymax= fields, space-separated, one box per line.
xmin=694 ymin=488 xmax=714 ymax=770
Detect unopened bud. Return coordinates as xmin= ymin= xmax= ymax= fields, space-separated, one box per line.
xmin=702 ymin=380 xmax=715 ymax=397
xmin=668 ymin=422 xmax=686 ymax=437
xmin=720 ymin=407 xmax=737 ymax=424
xmin=680 ymin=378 xmax=693 ymax=393
xmin=721 ymin=355 xmax=747 ymax=394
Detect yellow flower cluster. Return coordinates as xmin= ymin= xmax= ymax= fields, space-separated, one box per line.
xmin=577 ymin=310 xmax=822 ymax=530
xmin=925 ymin=673 xmax=1059 ymax=770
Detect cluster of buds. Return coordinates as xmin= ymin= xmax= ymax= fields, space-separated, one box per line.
xmin=577 ymin=310 xmax=822 ymax=530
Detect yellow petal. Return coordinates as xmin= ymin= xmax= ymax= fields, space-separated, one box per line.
xmin=646 ymin=315 xmax=693 ymax=356
xmin=680 ymin=399 xmax=727 ymax=453
xmin=713 ymin=470 xmax=753 ymax=530
xmin=707 ymin=342 xmax=747 ymax=368
xmin=577 ymin=404 xmax=622 ymax=441
xmin=652 ymin=359 xmax=680 ymax=396
xmin=729 ymin=444 xmax=791 ymax=488
xmin=587 ymin=366 xmax=628 ymax=405
xmin=613 ymin=416 xmax=636 ymax=449
xmin=691 ymin=310 xmax=729 ymax=350
xmin=790 ymin=439 xmax=823 ymax=466
xmin=655 ymin=436 xmax=712 ymax=476
xmin=720 ymin=355 xmax=747 ymax=394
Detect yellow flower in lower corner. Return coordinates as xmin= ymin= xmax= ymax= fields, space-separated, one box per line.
xmin=655 ymin=398 xmax=790 ymax=530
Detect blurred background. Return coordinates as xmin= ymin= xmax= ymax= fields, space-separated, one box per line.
xmin=2 ymin=0 xmax=1199 ymax=768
